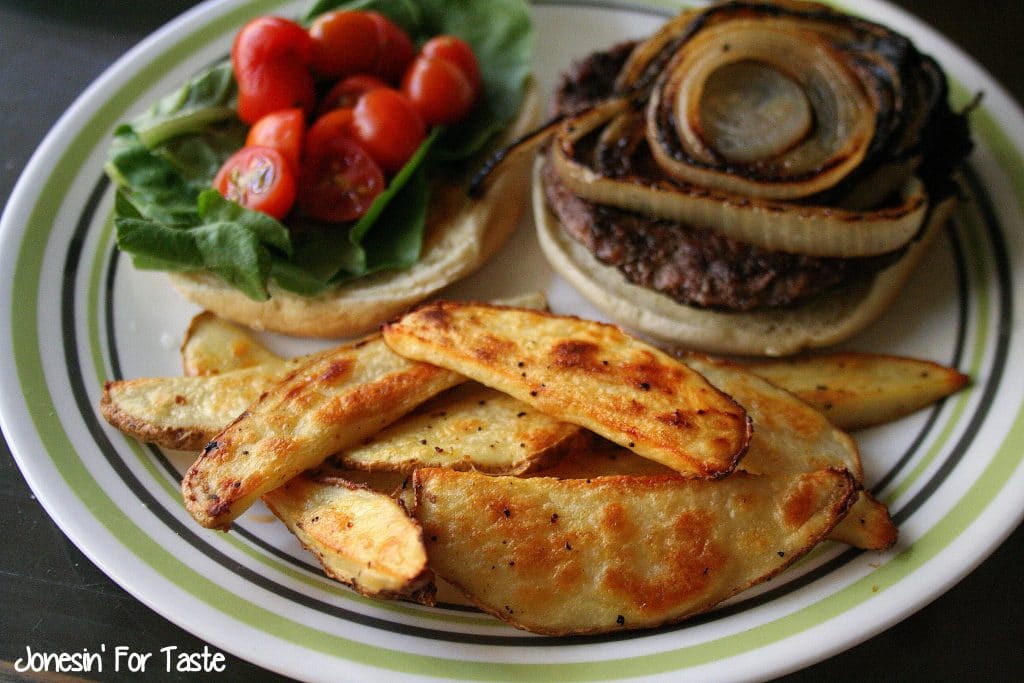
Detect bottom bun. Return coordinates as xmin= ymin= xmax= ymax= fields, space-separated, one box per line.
xmin=533 ymin=157 xmax=954 ymax=357
xmin=170 ymin=83 xmax=541 ymax=339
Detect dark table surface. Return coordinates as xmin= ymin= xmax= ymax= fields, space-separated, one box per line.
xmin=2 ymin=1 xmax=1022 ymax=681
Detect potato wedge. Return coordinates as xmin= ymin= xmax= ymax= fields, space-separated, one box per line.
xmin=262 ymin=471 xmax=434 ymax=604
xmin=182 ymin=335 xmax=464 ymax=529
xmin=535 ymin=438 xmax=893 ymax=550
xmin=744 ymin=352 xmax=969 ymax=430
xmin=412 ymin=467 xmax=856 ymax=635
xmin=181 ymin=311 xmax=284 ymax=376
xmin=383 ymin=302 xmax=751 ymax=477
xmin=532 ymin=357 xmax=896 ymax=551
xmin=683 ymin=356 xmax=863 ymax=479
xmin=100 ymin=359 xmax=308 ymax=451
xmin=337 ymin=382 xmax=583 ymax=474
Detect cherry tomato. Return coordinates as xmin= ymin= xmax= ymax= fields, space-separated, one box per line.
xmin=299 ymin=137 xmax=385 ymax=222
xmin=318 ymin=74 xmax=389 ymax=115
xmin=401 ymin=56 xmax=476 ymax=126
xmin=246 ymin=108 xmax=305 ymax=173
xmin=231 ymin=16 xmax=313 ymax=74
xmin=214 ymin=146 xmax=296 ymax=220
xmin=352 ymin=88 xmax=426 ymax=172
xmin=304 ymin=108 xmax=355 ymax=159
xmin=422 ymin=35 xmax=481 ymax=95
xmin=236 ymin=57 xmax=316 ymax=124
xmin=308 ymin=10 xmax=380 ymax=79
xmin=368 ymin=12 xmax=415 ymax=83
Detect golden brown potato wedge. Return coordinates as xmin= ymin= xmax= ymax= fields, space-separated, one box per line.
xmin=337 ymin=382 xmax=583 ymax=474
xmin=181 ymin=311 xmax=285 ymax=376
xmin=744 ymin=352 xmax=969 ymax=430
xmin=412 ymin=467 xmax=856 ymax=635
xmin=534 ymin=437 xmax=894 ymax=550
xmin=181 ymin=335 xmax=464 ymax=529
xmin=262 ymin=471 xmax=435 ymax=604
xmin=100 ymin=359 xmax=308 ymax=451
xmin=532 ymin=357 xmax=896 ymax=551
xmin=383 ymin=302 xmax=751 ymax=478
xmin=683 ymin=356 xmax=863 ymax=479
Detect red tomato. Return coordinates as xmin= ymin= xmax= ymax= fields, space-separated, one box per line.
xmin=308 ymin=10 xmax=380 ymax=79
xmin=231 ymin=16 xmax=313 ymax=74
xmin=246 ymin=108 xmax=305 ymax=173
xmin=422 ymin=36 xmax=481 ymax=95
xmin=368 ymin=12 xmax=415 ymax=83
xmin=352 ymin=88 xmax=426 ymax=172
xmin=401 ymin=56 xmax=476 ymax=126
xmin=317 ymin=74 xmax=389 ymax=115
xmin=214 ymin=146 xmax=296 ymax=220
xmin=304 ymin=108 xmax=355 ymax=159
xmin=236 ymin=57 xmax=316 ymax=124
xmin=299 ymin=137 xmax=385 ymax=222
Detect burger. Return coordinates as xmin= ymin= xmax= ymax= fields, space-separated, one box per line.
xmin=530 ymin=0 xmax=972 ymax=356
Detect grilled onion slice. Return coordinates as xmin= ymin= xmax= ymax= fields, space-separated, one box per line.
xmin=550 ymin=98 xmax=928 ymax=258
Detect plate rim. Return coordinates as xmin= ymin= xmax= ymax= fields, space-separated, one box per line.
xmin=2 ymin=0 xmax=1023 ymax=680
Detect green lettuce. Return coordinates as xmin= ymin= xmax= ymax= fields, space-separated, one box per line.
xmin=105 ymin=0 xmax=532 ymax=300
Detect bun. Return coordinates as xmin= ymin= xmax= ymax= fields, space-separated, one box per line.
xmin=533 ymin=158 xmax=954 ymax=357
xmin=170 ymin=82 xmax=541 ymax=339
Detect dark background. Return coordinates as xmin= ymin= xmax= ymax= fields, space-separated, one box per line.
xmin=2 ymin=1 xmax=1022 ymax=681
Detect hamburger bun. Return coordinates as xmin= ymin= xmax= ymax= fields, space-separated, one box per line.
xmin=533 ymin=157 xmax=955 ymax=357
xmin=170 ymin=82 xmax=541 ymax=339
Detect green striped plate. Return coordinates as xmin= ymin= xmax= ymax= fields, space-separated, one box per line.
xmin=1 ymin=1 xmax=1022 ymax=680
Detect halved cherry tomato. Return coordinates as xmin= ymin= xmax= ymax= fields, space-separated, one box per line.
xmin=214 ymin=146 xmax=296 ymax=220
xmin=246 ymin=108 xmax=305 ymax=173
xmin=421 ymin=35 xmax=481 ymax=95
xmin=368 ymin=12 xmax=415 ymax=83
xmin=231 ymin=16 xmax=313 ymax=74
xmin=236 ymin=57 xmax=316 ymax=124
xmin=304 ymin=108 xmax=355 ymax=159
xmin=308 ymin=10 xmax=381 ymax=79
xmin=318 ymin=75 xmax=389 ymax=115
xmin=352 ymin=88 xmax=426 ymax=173
xmin=299 ymin=137 xmax=385 ymax=223
xmin=401 ymin=55 xmax=476 ymax=126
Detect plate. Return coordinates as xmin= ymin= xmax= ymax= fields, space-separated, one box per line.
xmin=1 ymin=1 xmax=1022 ymax=681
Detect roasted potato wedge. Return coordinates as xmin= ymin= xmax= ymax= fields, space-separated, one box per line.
xmin=683 ymin=356 xmax=863 ymax=479
xmin=182 ymin=335 xmax=464 ymax=529
xmin=262 ymin=471 xmax=434 ymax=604
xmin=337 ymin=382 xmax=583 ymax=474
xmin=744 ymin=352 xmax=969 ymax=430
xmin=100 ymin=359 xmax=307 ymax=451
xmin=412 ymin=467 xmax=856 ymax=635
xmin=181 ymin=311 xmax=285 ymax=376
xmin=383 ymin=302 xmax=751 ymax=478
xmin=532 ymin=357 xmax=896 ymax=550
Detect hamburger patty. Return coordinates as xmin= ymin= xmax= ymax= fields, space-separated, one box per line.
xmin=542 ymin=44 xmax=899 ymax=312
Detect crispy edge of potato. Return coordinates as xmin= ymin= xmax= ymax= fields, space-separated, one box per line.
xmin=181 ymin=311 xmax=284 ymax=376
xmin=181 ymin=336 xmax=464 ymax=529
xmin=829 ymin=490 xmax=898 ymax=550
xmin=744 ymin=351 xmax=970 ymax=430
xmin=410 ymin=467 xmax=857 ymax=635
xmin=382 ymin=301 xmax=752 ymax=478
xmin=262 ymin=472 xmax=435 ymax=605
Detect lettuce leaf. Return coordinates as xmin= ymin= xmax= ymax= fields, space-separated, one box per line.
xmin=106 ymin=0 xmax=532 ymax=300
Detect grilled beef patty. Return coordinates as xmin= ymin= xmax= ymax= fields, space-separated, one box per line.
xmin=542 ymin=44 xmax=900 ymax=312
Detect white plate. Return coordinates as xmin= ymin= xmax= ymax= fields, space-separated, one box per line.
xmin=2 ymin=1 xmax=1023 ymax=681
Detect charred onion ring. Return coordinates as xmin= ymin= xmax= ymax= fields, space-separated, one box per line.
xmin=478 ymin=0 xmax=970 ymax=261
